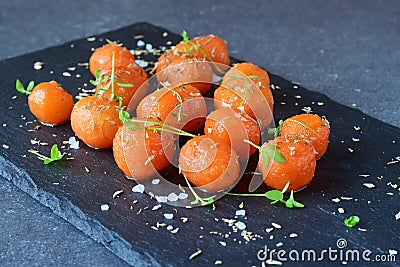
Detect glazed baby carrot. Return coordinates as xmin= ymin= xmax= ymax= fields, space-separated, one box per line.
xmin=89 ymin=41 xmax=136 ymax=77
xmin=214 ymin=62 xmax=274 ymax=130
xmin=253 ymin=135 xmax=317 ymax=191
xmin=113 ymin=118 xmax=174 ymax=179
xmin=156 ymin=50 xmax=213 ymax=95
xmin=70 ymin=95 xmax=121 ymax=149
xmin=204 ymin=108 xmax=260 ymax=160
xmin=179 ymin=135 xmax=240 ymax=192
xmin=279 ymin=113 xmax=330 ymax=159
xmin=136 ymin=84 xmax=207 ymax=133
xmin=16 ymin=80 xmax=74 ymax=126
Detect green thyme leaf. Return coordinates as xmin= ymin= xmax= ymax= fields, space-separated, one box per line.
xmin=344 ymin=215 xmax=360 ymax=228
xmin=26 ymin=81 xmax=35 ymax=92
xmin=15 ymin=79 xmax=35 ymax=95
xmin=265 ymin=190 xmax=283 ymax=202
xmin=285 ymin=190 xmax=305 ymax=208
xmin=182 ymin=30 xmax=189 ymax=44
xmin=29 ymin=144 xmax=64 ymax=165
xmin=262 ymin=149 xmax=269 ymax=169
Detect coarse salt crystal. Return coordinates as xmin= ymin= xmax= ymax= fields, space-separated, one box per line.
xmin=235 ymin=221 xmax=246 ymax=230
xmin=145 ymin=43 xmax=153 ymax=50
xmin=363 ymin=183 xmax=375 ymax=189
xmin=156 ymin=195 xmax=168 ymax=203
xmin=164 ymin=213 xmax=174 ymax=220
xmin=132 ymin=184 xmax=145 ymax=193
xmin=272 ymin=222 xmax=282 ymax=229
xmin=235 ymin=210 xmax=246 ymax=216
xmin=178 ymin=193 xmax=188 ymax=200
xmin=167 ymin=193 xmax=179 ymax=202
xmin=101 ymin=204 xmax=109 ymax=211
xmin=68 ymin=136 xmax=80 ymax=149
xmin=151 ymin=179 xmax=160 ymax=185
xmin=135 ymin=59 xmax=148 ymax=68
xmin=137 ymin=40 xmax=145 ymax=46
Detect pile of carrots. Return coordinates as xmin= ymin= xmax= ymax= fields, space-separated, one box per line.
xmin=18 ymin=31 xmax=330 ymax=194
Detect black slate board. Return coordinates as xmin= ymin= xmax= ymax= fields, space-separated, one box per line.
xmin=0 ymin=23 xmax=399 ymax=266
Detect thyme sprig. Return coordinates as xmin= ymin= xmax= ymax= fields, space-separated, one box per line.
xmin=181 ymin=30 xmax=225 ymax=75
xmin=90 ymin=51 xmax=132 ymax=107
xmin=119 ymin=109 xmax=195 ymax=137
xmin=227 ymin=181 xmax=304 ymax=209
xmin=243 ymin=139 xmax=286 ymax=169
xmin=183 ymin=174 xmax=215 ymax=206
xmin=15 ymin=79 xmax=35 ymax=95
xmin=159 ymin=82 xmax=188 ymax=123
xmin=28 ymin=144 xmax=64 ymax=165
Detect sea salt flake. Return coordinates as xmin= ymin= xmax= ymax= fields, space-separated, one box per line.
xmin=178 ymin=193 xmax=188 ymax=200
xmin=132 ymin=184 xmax=145 ymax=193
xmin=100 ymin=204 xmax=109 ymax=211
xmin=272 ymin=222 xmax=282 ymax=229
xmin=363 ymin=183 xmax=375 ymax=189
xmin=137 ymin=40 xmax=145 ymax=46
xmin=235 ymin=210 xmax=246 ymax=216
xmin=164 ymin=213 xmax=174 ymax=220
xmin=156 ymin=195 xmax=168 ymax=203
xmin=235 ymin=221 xmax=246 ymax=230
xmin=135 ymin=59 xmax=148 ymax=68
xmin=152 ymin=179 xmax=160 ymax=185
xmin=145 ymin=43 xmax=153 ymax=50
xmin=167 ymin=193 xmax=179 ymax=202
xmin=395 ymin=211 xmax=400 ymax=220
xmin=68 ymin=136 xmax=80 ymax=149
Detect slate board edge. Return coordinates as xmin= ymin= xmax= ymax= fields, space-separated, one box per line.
xmin=0 ymin=156 xmax=160 ymax=267
xmin=1 ymin=22 xmax=399 ymax=267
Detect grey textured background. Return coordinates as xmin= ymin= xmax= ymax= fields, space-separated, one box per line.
xmin=0 ymin=0 xmax=399 ymax=266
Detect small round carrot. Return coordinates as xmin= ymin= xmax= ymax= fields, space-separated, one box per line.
xmin=156 ymin=51 xmax=213 ymax=94
xmin=214 ymin=62 xmax=274 ymax=130
xmin=179 ymin=135 xmax=240 ymax=192
xmin=136 ymin=84 xmax=207 ymax=133
xmin=175 ymin=33 xmax=230 ymax=72
xmin=256 ymin=135 xmax=317 ymax=191
xmin=204 ymin=108 xmax=260 ymax=160
xmin=96 ymin=65 xmax=148 ymax=107
xmin=70 ymin=95 xmax=121 ymax=149
xmin=280 ymin=113 xmax=330 ymax=159
xmin=89 ymin=41 xmax=136 ymax=77
xmin=113 ymin=121 xmax=174 ymax=179
xmin=28 ymin=81 xmax=74 ymax=126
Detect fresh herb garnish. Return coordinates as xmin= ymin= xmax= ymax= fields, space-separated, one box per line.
xmin=160 ymin=82 xmax=188 ymax=123
xmin=183 ymin=174 xmax=215 ymax=206
xmin=268 ymin=119 xmax=284 ymax=137
xmin=227 ymin=75 xmax=259 ymax=106
xmin=344 ymin=215 xmax=360 ymax=228
xmin=90 ymin=51 xmax=131 ymax=107
xmin=285 ymin=189 xmax=305 ymax=208
xmin=243 ymin=139 xmax=286 ymax=169
xmin=118 ymin=109 xmax=195 ymax=137
xmin=15 ymin=79 xmax=35 ymax=95
xmin=28 ymin=144 xmax=64 ymax=164
xmin=227 ymin=181 xmax=305 ymax=209
xmin=286 ymin=119 xmax=320 ymax=137
xmin=180 ymin=30 xmax=225 ymax=75
xmin=182 ymin=30 xmax=189 ymax=44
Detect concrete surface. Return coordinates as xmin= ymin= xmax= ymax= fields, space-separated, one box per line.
xmin=0 ymin=0 xmax=399 ymax=266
